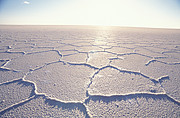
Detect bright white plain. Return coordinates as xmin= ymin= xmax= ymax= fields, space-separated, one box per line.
xmin=0 ymin=25 xmax=180 ymax=117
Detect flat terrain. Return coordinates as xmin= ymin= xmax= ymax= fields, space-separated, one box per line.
xmin=0 ymin=25 xmax=180 ymax=117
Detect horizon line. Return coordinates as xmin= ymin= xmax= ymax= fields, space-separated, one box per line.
xmin=0 ymin=24 xmax=180 ymax=30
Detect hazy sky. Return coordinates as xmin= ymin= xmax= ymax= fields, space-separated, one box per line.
xmin=0 ymin=0 xmax=180 ymax=28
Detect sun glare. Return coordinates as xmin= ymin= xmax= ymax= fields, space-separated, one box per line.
xmin=0 ymin=0 xmax=180 ymax=28
xmin=51 ymin=0 xmax=180 ymax=28
xmin=57 ymin=0 xmax=145 ymax=26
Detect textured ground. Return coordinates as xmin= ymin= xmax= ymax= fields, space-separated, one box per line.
xmin=0 ymin=26 xmax=180 ymax=117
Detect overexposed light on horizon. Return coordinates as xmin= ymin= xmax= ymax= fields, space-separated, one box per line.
xmin=0 ymin=0 xmax=180 ymax=28
xmin=48 ymin=0 xmax=180 ymax=28
xmin=23 ymin=1 xmax=30 ymax=5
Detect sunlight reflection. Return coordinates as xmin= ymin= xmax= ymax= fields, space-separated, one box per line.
xmin=93 ymin=26 xmax=111 ymax=45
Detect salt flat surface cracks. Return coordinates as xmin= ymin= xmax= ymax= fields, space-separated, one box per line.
xmin=86 ymin=95 xmax=180 ymax=117
xmin=88 ymin=67 xmax=164 ymax=95
xmin=4 ymin=51 xmax=61 ymax=72
xmin=1 ymin=95 xmax=86 ymax=117
xmin=25 ymin=62 xmax=95 ymax=101
xmin=0 ymin=79 xmax=34 ymax=111
xmin=0 ymin=69 xmax=24 ymax=83
xmin=0 ymin=26 xmax=180 ymax=117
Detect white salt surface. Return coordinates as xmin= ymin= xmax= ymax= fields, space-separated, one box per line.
xmin=0 ymin=26 xmax=179 ymax=117
xmin=1 ymin=95 xmax=86 ymax=117
xmin=0 ymin=79 xmax=34 ymax=111
xmin=86 ymin=95 xmax=180 ymax=117
xmin=88 ymin=67 xmax=164 ymax=95
xmin=0 ymin=70 xmax=24 ymax=83
xmin=61 ymin=53 xmax=87 ymax=63
xmin=5 ymin=51 xmax=61 ymax=72
xmin=87 ymin=52 xmax=116 ymax=68
xmin=26 ymin=62 xmax=95 ymax=101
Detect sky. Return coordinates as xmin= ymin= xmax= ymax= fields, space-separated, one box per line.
xmin=0 ymin=0 xmax=180 ymax=29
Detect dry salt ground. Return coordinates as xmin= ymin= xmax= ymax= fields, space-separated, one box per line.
xmin=0 ymin=25 xmax=180 ymax=117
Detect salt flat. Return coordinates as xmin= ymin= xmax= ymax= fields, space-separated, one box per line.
xmin=0 ymin=25 xmax=180 ymax=117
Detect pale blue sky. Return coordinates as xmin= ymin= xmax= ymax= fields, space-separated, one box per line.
xmin=0 ymin=0 xmax=180 ymax=28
